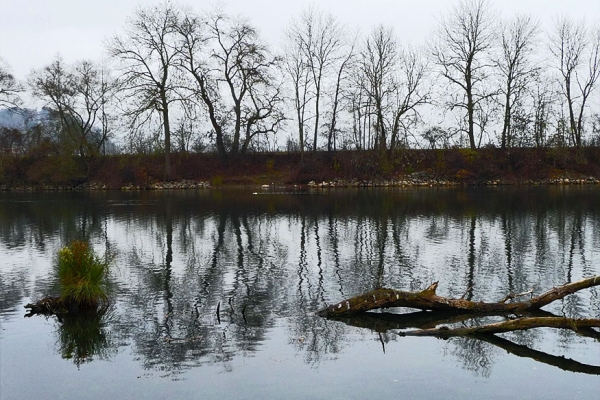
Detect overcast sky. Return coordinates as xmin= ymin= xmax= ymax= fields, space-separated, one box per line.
xmin=1 ymin=0 xmax=599 ymax=80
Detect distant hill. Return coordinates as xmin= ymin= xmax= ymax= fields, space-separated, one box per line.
xmin=0 ymin=107 xmax=119 ymax=155
xmin=0 ymin=107 xmax=51 ymax=130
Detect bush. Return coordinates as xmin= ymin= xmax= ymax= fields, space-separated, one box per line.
xmin=56 ymin=241 xmax=110 ymax=310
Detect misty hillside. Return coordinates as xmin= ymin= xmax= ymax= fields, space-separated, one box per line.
xmin=0 ymin=107 xmax=51 ymax=130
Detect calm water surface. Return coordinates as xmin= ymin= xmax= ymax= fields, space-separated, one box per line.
xmin=1 ymin=187 xmax=599 ymax=399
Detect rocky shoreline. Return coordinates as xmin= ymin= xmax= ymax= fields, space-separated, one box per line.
xmin=0 ymin=179 xmax=212 ymax=192
xmin=307 ymin=175 xmax=600 ymax=188
xmin=1 ymin=174 xmax=599 ymax=192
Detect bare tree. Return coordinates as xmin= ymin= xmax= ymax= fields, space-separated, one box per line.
xmin=29 ymin=57 xmax=116 ymax=157
xmin=358 ymin=26 xmax=430 ymax=152
xmin=0 ymin=58 xmax=22 ymax=108
xmin=529 ymin=75 xmax=557 ymax=148
xmin=290 ymin=7 xmax=346 ymax=152
xmin=348 ymin=69 xmax=368 ymax=150
xmin=74 ymin=60 xmax=119 ymax=155
xmin=1 ymin=59 xmax=26 ymax=154
xmin=108 ymin=1 xmax=181 ymax=179
xmin=431 ymin=0 xmax=496 ymax=150
xmin=324 ymin=33 xmax=358 ymax=152
xmin=549 ymin=17 xmax=600 ymax=147
xmin=359 ymin=25 xmax=398 ymax=150
xmin=422 ymin=126 xmax=451 ymax=149
xmin=532 ymin=89 xmax=551 ymax=148
xmin=284 ymin=8 xmax=356 ymax=154
xmin=592 ymin=112 xmax=600 ymax=145
xmin=211 ymin=16 xmax=283 ymax=155
xmin=176 ymin=12 xmax=225 ymax=155
xmin=177 ymin=12 xmax=283 ymax=157
xmin=282 ymin=22 xmax=314 ymax=158
xmin=389 ymin=47 xmax=431 ymax=150
xmin=177 ymin=13 xmax=227 ymax=156
xmin=496 ymin=15 xmax=540 ymax=148
xmin=97 ymin=61 xmax=120 ymax=155
xmin=172 ymin=100 xmax=204 ymax=153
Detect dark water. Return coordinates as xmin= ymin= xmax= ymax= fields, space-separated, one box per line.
xmin=1 ymin=187 xmax=599 ymax=399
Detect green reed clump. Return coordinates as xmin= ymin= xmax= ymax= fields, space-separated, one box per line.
xmin=56 ymin=241 xmax=110 ymax=309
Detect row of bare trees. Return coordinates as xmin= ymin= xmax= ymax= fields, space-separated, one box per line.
xmin=282 ymin=0 xmax=599 ymax=154
xmin=1 ymin=0 xmax=599 ymax=176
xmin=105 ymin=2 xmax=286 ymax=178
xmin=431 ymin=0 xmax=600 ymax=151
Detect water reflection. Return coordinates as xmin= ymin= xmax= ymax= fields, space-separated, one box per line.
xmin=57 ymin=309 xmax=116 ymax=367
xmin=0 ymin=187 xmax=599 ymax=379
xmin=332 ymin=310 xmax=600 ymax=376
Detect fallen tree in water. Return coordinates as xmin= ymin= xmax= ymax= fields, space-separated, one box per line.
xmin=316 ymin=276 xmax=600 ymax=317
xmin=318 ymin=276 xmax=600 ymax=375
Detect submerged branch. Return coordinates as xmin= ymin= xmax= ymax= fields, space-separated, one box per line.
xmin=399 ymin=317 xmax=600 ymax=337
xmin=328 ymin=309 xmax=557 ymax=333
xmin=476 ymin=334 xmax=600 ymax=376
xmin=330 ymin=310 xmax=600 ymax=375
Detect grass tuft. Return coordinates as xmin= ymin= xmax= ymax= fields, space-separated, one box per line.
xmin=56 ymin=241 xmax=110 ymax=310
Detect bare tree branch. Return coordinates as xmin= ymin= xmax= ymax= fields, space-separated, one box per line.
xmin=0 ymin=58 xmax=23 ymax=108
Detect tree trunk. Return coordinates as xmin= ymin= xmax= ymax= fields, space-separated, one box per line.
xmin=313 ymin=82 xmax=320 ymax=152
xmin=501 ymin=90 xmax=511 ymax=149
xmin=317 ymin=275 xmax=600 ymax=317
xmin=566 ymin=79 xmax=578 ymax=147
xmin=466 ymin=81 xmax=476 ymax=150
xmin=296 ymin=92 xmax=305 ymax=162
xmin=231 ymin=101 xmax=241 ymax=155
xmin=161 ymin=97 xmax=171 ymax=181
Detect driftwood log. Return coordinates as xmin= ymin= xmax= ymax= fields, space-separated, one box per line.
xmin=318 ymin=276 xmax=600 ymax=374
xmin=316 ymin=275 xmax=600 ymax=317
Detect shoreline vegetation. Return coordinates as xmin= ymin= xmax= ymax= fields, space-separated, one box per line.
xmin=2 ymin=147 xmax=600 ymax=191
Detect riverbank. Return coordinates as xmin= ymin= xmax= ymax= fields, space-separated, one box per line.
xmin=1 ymin=147 xmax=599 ymax=190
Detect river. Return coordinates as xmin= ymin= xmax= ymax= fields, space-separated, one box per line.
xmin=1 ymin=186 xmax=599 ymax=399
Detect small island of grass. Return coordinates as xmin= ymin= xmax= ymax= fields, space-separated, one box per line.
xmin=25 ymin=241 xmax=111 ymax=316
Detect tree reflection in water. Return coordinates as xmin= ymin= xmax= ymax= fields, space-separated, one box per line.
xmin=1 ymin=187 xmax=599 ymax=377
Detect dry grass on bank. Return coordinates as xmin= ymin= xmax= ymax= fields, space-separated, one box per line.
xmin=1 ymin=147 xmax=600 ymax=189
